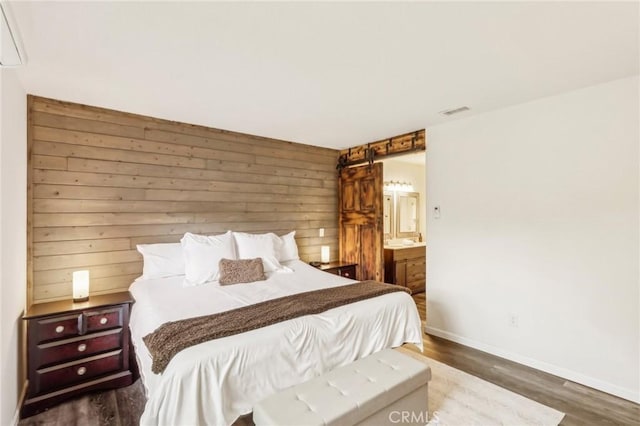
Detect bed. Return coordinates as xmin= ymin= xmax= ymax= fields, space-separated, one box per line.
xmin=129 ymin=259 xmax=423 ymax=425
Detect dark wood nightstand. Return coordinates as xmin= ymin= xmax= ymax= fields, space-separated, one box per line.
xmin=318 ymin=261 xmax=358 ymax=279
xmin=21 ymin=292 xmax=135 ymax=418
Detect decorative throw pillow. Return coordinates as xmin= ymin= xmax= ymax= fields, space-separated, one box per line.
xmin=218 ymin=258 xmax=266 ymax=285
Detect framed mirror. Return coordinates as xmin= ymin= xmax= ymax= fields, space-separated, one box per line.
xmin=383 ymin=191 xmax=394 ymax=241
xmin=396 ymin=191 xmax=419 ymax=238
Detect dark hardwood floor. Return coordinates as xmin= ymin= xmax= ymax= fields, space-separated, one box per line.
xmin=18 ymin=379 xmax=145 ymax=426
xmin=410 ymin=291 xmax=639 ymax=426
xmin=19 ymin=292 xmax=639 ymax=426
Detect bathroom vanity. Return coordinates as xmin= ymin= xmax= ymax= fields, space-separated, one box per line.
xmin=383 ymin=243 xmax=426 ymax=294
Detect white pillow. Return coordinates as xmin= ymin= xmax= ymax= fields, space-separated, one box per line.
xmin=233 ymin=232 xmax=287 ymax=272
xmin=136 ymin=242 xmax=185 ymax=279
xmin=274 ymin=231 xmax=300 ymax=262
xmin=181 ymin=231 xmax=236 ymax=286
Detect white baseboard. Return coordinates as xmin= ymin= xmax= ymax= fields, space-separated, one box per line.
xmin=425 ymin=325 xmax=640 ymax=404
xmin=11 ymin=380 xmax=27 ymax=426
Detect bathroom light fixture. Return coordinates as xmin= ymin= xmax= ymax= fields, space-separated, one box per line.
xmin=384 ymin=181 xmax=414 ymax=192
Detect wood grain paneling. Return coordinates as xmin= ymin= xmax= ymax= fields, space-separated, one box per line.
xmin=28 ymin=96 xmax=339 ymax=304
xmin=338 ymin=129 xmax=426 ymax=167
xmin=339 ymin=164 xmax=384 ymax=282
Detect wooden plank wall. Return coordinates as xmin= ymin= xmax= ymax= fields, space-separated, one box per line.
xmin=28 ymin=96 xmax=339 ymax=305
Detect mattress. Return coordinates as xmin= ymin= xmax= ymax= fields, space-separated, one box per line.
xmin=129 ymin=260 xmax=423 ymax=425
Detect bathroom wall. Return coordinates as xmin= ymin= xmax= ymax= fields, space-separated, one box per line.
xmin=382 ymin=153 xmax=426 ymax=240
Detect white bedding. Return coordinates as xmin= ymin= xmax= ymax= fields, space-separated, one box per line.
xmin=129 ymin=260 xmax=423 ymax=426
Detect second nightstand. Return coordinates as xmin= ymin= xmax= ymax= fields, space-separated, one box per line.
xmin=318 ymin=261 xmax=358 ymax=279
xmin=22 ymin=291 xmax=135 ymax=418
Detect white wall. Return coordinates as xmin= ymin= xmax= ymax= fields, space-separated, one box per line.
xmin=383 ymin=157 xmax=427 ymax=239
xmin=0 ymin=68 xmax=27 ymax=425
xmin=0 ymin=62 xmax=4 ymax=426
xmin=426 ymin=75 xmax=639 ymax=402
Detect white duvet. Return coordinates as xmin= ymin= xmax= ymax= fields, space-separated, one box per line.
xmin=129 ymin=260 xmax=423 ymax=426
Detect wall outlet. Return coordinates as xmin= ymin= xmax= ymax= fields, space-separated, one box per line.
xmin=508 ymin=313 xmax=519 ymax=328
xmin=319 ymin=228 xmax=325 ymax=237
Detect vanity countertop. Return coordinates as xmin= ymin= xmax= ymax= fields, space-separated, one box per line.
xmin=384 ymin=242 xmax=426 ymax=250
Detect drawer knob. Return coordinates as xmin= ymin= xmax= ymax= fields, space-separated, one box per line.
xmin=77 ymin=366 xmax=87 ymax=376
xmin=77 ymin=343 xmax=87 ymax=352
xmin=55 ymin=325 xmax=64 ymax=333
xmin=99 ymin=317 xmax=108 ymax=325
xmin=343 ymin=272 xmax=350 ymax=277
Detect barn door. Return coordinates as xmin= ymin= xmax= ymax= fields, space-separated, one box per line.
xmin=339 ymin=163 xmax=384 ymax=282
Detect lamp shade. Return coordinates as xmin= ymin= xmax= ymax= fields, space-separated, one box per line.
xmin=321 ymin=246 xmax=330 ymax=264
xmin=72 ymin=270 xmax=90 ymax=302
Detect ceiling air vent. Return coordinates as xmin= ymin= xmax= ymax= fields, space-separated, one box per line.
xmin=439 ymin=106 xmax=470 ymax=116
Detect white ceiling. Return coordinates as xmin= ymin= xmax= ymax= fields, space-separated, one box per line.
xmin=8 ymin=1 xmax=639 ymax=149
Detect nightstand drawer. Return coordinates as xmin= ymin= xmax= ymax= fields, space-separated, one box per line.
xmin=337 ymin=265 xmax=356 ymax=278
xmin=318 ymin=262 xmax=358 ymax=279
xmin=33 ymin=329 xmax=123 ymax=368
xmin=32 ymin=314 xmax=81 ymax=343
xmin=33 ymin=350 xmax=124 ymax=395
xmin=84 ymin=307 xmax=123 ymax=332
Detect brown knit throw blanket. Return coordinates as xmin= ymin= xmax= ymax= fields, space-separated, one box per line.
xmin=143 ymin=280 xmax=409 ymax=374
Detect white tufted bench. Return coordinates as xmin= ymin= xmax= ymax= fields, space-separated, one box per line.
xmin=253 ymin=348 xmax=431 ymax=426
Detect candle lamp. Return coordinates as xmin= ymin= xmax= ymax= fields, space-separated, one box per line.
xmin=321 ymin=246 xmax=330 ymax=264
xmin=72 ymin=270 xmax=90 ymax=303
